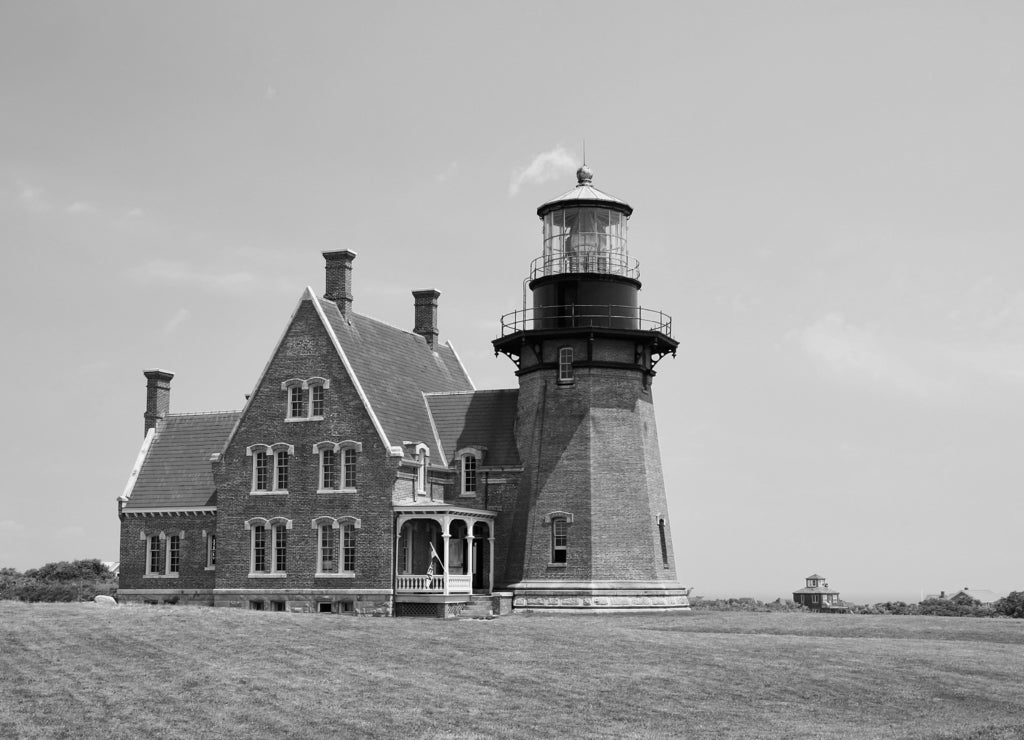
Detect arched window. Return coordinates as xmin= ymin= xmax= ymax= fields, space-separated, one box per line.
xmin=551 ymin=518 xmax=568 ymax=563
xmin=558 ymin=346 xmax=574 ymax=383
xmin=544 ymin=511 xmax=573 ymax=565
xmin=247 ymin=518 xmax=290 ymax=575
xmin=313 ymin=516 xmax=360 ymax=576
xmin=415 ymin=445 xmax=429 ymax=495
xmin=282 ymin=377 xmax=330 ymax=420
xmin=314 ymin=441 xmax=361 ymax=492
xmin=248 ymin=444 xmax=293 ymax=493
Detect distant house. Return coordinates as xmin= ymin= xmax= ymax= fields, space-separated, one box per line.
xmin=928 ymin=588 xmax=1002 ymax=605
xmin=793 ymin=573 xmax=848 ymax=612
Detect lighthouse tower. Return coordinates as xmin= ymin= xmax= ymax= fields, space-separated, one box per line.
xmin=494 ymin=165 xmax=690 ymax=611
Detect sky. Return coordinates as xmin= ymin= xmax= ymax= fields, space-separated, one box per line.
xmin=1 ymin=1 xmax=1022 ymax=604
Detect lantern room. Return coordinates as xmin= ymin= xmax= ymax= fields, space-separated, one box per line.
xmin=533 ymin=165 xmax=636 ymax=280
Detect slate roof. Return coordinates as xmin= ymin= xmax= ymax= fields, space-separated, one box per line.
xmin=317 ymin=297 xmax=474 ymax=457
xmin=124 ymin=412 xmax=240 ymax=510
xmin=425 ymin=390 xmax=520 ymax=467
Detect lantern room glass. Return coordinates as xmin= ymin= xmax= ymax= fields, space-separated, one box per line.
xmin=542 ymin=207 xmax=628 ymax=276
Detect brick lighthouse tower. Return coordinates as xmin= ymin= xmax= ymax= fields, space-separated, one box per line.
xmin=494 ymin=165 xmax=691 ymax=611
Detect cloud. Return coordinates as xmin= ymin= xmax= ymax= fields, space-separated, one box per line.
xmin=265 ymin=85 xmax=277 ymax=101
xmin=16 ymin=184 xmax=52 ymax=213
xmin=794 ymin=313 xmax=947 ymax=397
xmin=163 ymin=308 xmax=190 ymax=334
xmin=435 ymin=161 xmax=459 ymax=183
xmin=509 ymin=146 xmax=577 ymax=196
xmin=126 ymin=208 xmax=144 ymax=218
xmin=0 ymin=520 xmax=25 ymax=533
xmin=128 ymin=259 xmax=258 ymax=292
xmin=67 ymin=201 xmax=97 ymax=215
xmin=56 ymin=525 xmax=85 ymax=538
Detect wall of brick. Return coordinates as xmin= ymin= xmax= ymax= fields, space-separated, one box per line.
xmin=213 ymin=298 xmax=397 ymax=601
xmin=118 ymin=512 xmax=216 ymax=599
xmin=503 ymin=330 xmax=684 ymax=592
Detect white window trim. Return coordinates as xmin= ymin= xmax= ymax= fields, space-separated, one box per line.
xmin=311 ymin=516 xmax=360 ymax=577
xmin=282 ymin=377 xmax=330 ymax=422
xmin=204 ymin=530 xmax=216 ymax=571
xmin=558 ymin=346 xmax=574 ymax=383
xmin=456 ymin=446 xmax=485 ymax=497
xmin=312 ymin=440 xmax=362 ymax=493
xmin=246 ymin=444 xmax=294 ymax=494
xmin=245 ymin=517 xmax=292 ymax=577
xmin=545 ymin=511 xmax=573 ymax=568
xmin=413 ymin=443 xmax=429 ymax=495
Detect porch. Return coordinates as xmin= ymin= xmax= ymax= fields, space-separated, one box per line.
xmin=394 ymin=504 xmax=497 ymax=613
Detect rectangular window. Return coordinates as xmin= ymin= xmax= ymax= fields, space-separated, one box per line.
xmin=167 ymin=534 xmax=180 ymax=574
xmin=254 ymin=451 xmax=270 ymax=491
xmin=207 ymin=533 xmax=217 ymax=568
xmin=274 ymin=526 xmax=287 ymax=573
xmin=275 ymin=450 xmax=289 ymax=491
xmin=311 ymin=384 xmax=325 ymax=416
xmin=148 ymin=535 xmax=161 ymax=575
xmin=253 ymin=525 xmax=267 ymax=572
xmin=319 ymin=525 xmax=336 ymax=573
xmin=343 ymin=448 xmax=357 ymax=489
xmin=659 ymin=519 xmax=669 ymax=568
xmin=341 ymin=524 xmax=355 ymax=573
xmin=289 ymin=386 xmax=305 ymax=418
xmin=462 ymin=455 xmax=477 ymax=494
xmin=416 ymin=450 xmax=428 ymax=494
xmin=552 ymin=519 xmax=567 ymax=563
xmin=321 ymin=448 xmax=337 ymax=490
xmin=558 ymin=347 xmax=574 ymax=382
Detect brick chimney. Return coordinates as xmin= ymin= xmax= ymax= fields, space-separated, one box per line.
xmin=323 ymin=250 xmax=356 ymax=317
xmin=143 ymin=369 xmax=174 ymax=435
xmin=412 ymin=290 xmax=440 ymax=349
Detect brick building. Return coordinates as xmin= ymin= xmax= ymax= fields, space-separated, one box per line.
xmin=118 ymin=167 xmax=691 ymax=616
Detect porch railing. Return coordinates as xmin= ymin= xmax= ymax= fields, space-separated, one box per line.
xmin=396 ymin=574 xmax=472 ymax=594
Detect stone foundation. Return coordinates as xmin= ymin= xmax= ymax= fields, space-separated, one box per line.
xmin=212 ymin=588 xmax=392 ymax=616
xmin=510 ymin=581 xmax=691 ymax=611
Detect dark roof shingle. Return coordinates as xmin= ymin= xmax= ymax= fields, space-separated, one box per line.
xmin=124 ymin=412 xmax=240 ymax=510
xmin=426 ymin=390 xmax=520 ymax=467
xmin=318 ymin=298 xmax=474 ymax=455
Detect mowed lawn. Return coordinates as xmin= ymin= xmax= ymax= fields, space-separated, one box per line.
xmin=2 ymin=602 xmax=1023 ymax=739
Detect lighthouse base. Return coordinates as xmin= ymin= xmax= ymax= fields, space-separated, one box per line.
xmin=509 ymin=580 xmax=691 ymax=612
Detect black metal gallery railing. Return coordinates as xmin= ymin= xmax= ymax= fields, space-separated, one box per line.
xmin=498 ymin=304 xmax=673 ymax=336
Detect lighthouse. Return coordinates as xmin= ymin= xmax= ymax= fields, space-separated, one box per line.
xmin=494 ymin=165 xmax=690 ymax=611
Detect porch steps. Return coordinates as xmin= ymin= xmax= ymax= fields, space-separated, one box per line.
xmin=459 ymin=595 xmax=497 ymax=619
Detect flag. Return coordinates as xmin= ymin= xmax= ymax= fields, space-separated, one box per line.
xmin=425 ymin=557 xmax=434 ymax=579
xmin=429 ymin=541 xmax=447 ymax=574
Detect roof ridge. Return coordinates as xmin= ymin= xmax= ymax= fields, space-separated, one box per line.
xmin=317 ymin=298 xmax=427 ymax=341
xmin=165 ymin=410 xmax=241 ymax=417
xmin=425 ymin=389 xmax=516 ymax=397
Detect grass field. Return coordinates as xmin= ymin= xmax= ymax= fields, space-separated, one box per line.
xmin=1 ymin=602 xmax=1023 ymax=739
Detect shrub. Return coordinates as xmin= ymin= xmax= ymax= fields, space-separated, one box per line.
xmin=993 ymin=591 xmax=1024 ymax=619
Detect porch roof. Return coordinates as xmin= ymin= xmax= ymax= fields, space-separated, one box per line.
xmin=394 ymin=503 xmax=497 ymax=520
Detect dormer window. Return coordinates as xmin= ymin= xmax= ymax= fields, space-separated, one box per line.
xmin=462 ymin=454 xmax=477 ymax=494
xmin=282 ymin=377 xmax=329 ymax=421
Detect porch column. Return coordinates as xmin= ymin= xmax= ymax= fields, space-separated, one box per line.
xmin=488 ymin=536 xmax=495 ymax=595
xmin=394 ymin=518 xmax=405 ymax=591
xmin=465 ymin=530 xmax=475 ymax=592
xmin=441 ymin=533 xmax=451 ymax=595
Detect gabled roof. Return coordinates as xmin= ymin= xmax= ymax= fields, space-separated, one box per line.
xmin=123 ymin=412 xmax=240 ymax=510
xmin=425 ymin=390 xmax=520 ymax=467
xmin=316 ymin=296 xmax=474 ymax=456
xmin=948 ymin=588 xmax=1002 ymax=604
xmin=794 ymin=586 xmax=840 ymax=595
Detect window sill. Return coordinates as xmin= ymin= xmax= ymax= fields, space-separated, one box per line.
xmin=547 ymin=562 xmax=567 ymax=568
xmin=248 ymin=572 xmax=287 ymax=578
xmin=250 ymin=490 xmax=289 ymax=495
xmin=317 ymin=488 xmax=357 ymax=495
xmin=204 ymin=566 xmax=216 ymax=571
xmin=314 ymin=572 xmax=355 ymax=579
xmin=459 ymin=492 xmax=477 ymax=498
xmin=285 ymin=416 xmax=325 ymax=423
xmin=144 ymin=573 xmax=180 ymax=579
